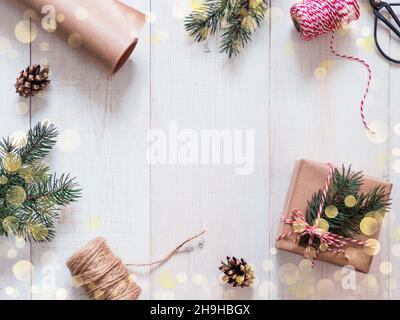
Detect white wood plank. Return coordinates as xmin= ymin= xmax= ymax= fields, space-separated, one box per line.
xmin=387 ymin=3 xmax=400 ymax=299
xmin=28 ymin=0 xmax=151 ymax=300
xmin=0 ymin=1 xmax=31 ymax=300
xmin=269 ymin=0 xmax=391 ymax=299
xmin=1 ymin=0 xmax=397 ymax=301
xmin=149 ymin=0 xmax=270 ymax=299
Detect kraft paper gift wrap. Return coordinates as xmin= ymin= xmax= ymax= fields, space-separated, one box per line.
xmin=276 ymin=159 xmax=392 ymax=273
xmin=11 ymin=0 xmax=145 ymax=73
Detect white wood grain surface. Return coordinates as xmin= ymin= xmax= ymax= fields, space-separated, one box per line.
xmin=0 ymin=0 xmax=399 ymax=300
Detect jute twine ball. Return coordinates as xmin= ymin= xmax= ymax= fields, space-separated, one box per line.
xmin=66 ymin=237 xmax=141 ymax=300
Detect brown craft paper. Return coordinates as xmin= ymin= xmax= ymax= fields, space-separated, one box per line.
xmin=276 ymin=159 xmax=392 ymax=273
xmin=11 ymin=0 xmax=146 ymax=73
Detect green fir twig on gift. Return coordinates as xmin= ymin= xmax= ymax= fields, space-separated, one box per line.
xmin=0 ymin=122 xmax=81 ymax=242
xmin=298 ymin=165 xmax=391 ymax=249
xmin=185 ymin=0 xmax=268 ymax=57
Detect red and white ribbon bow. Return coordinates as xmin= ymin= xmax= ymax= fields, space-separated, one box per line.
xmin=277 ymin=163 xmax=365 ymax=267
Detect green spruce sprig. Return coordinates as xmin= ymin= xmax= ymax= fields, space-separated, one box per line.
xmin=185 ymin=0 xmax=268 ymax=57
xmin=299 ymin=165 xmax=391 ymax=248
xmin=0 ymin=122 xmax=81 ymax=242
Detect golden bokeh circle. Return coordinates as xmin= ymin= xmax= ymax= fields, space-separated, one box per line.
xmin=299 ymin=259 xmax=313 ymax=273
xmin=3 ymin=153 xmax=22 ymax=173
xmin=305 ymin=246 xmax=317 ymax=259
xmin=0 ymin=175 xmax=8 ymax=185
xmin=278 ymin=263 xmax=299 ymax=285
xmin=317 ymin=218 xmax=329 ymax=233
xmin=57 ymin=14 xmax=65 ymax=23
xmin=363 ymin=238 xmax=381 ymax=256
xmin=12 ymin=260 xmax=33 ymax=282
xmin=321 ymin=59 xmax=334 ymax=71
xmin=2 ymin=216 xmax=17 ymax=233
xmin=15 ymin=20 xmax=38 ymax=43
xmin=365 ymin=274 xmax=378 ymax=288
xmin=262 ymin=260 xmax=273 ymax=272
xmin=288 ymin=280 xmax=315 ymax=298
xmin=159 ymin=271 xmax=176 ymax=289
xmin=293 ymin=220 xmax=306 ymax=233
xmin=16 ymin=102 xmax=28 ymax=115
xmin=360 ymin=216 xmax=379 ymax=236
xmin=40 ymin=42 xmax=50 ymax=51
xmin=333 ymin=269 xmax=344 ymax=282
xmin=19 ymin=167 xmax=33 ymax=184
xmin=6 ymin=186 xmax=27 ymax=207
xmin=68 ymin=33 xmax=82 ymax=48
xmin=392 ymin=243 xmax=400 ymax=257
xmin=325 ymin=205 xmax=338 ymax=218
xmin=27 ymin=223 xmax=48 ymax=241
xmin=75 ymin=7 xmax=89 ymax=21
xmin=319 ymin=242 xmax=329 ymax=252
xmin=344 ymin=195 xmax=357 ymax=207
xmin=15 ymin=238 xmax=26 ymax=249
xmin=317 ymin=278 xmax=334 ymax=291
xmin=314 ymin=66 xmax=328 ymax=80
xmin=379 ymin=261 xmax=392 ymax=275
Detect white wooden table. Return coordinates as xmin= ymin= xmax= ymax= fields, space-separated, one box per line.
xmin=0 ymin=0 xmax=399 ymax=300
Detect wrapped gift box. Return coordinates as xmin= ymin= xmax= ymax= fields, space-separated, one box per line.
xmin=276 ymin=159 xmax=392 ymax=273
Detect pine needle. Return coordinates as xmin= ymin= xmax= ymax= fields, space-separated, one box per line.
xmin=185 ymin=0 xmax=268 ymax=57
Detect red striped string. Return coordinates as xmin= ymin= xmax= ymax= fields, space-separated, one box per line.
xmin=317 ymin=162 xmax=335 ymax=220
xmin=290 ymin=0 xmax=374 ymax=134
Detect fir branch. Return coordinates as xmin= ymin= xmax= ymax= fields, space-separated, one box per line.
xmin=220 ymin=0 xmax=268 ymax=57
xmin=185 ymin=0 xmax=268 ymax=57
xmin=185 ymin=0 xmax=231 ymax=42
xmin=299 ymin=165 xmax=391 ymax=248
xmin=0 ymin=122 xmax=80 ymax=242
xmin=18 ymin=122 xmax=58 ymax=164
xmin=0 ymin=138 xmax=16 ymax=160
xmin=27 ymin=173 xmax=81 ymax=205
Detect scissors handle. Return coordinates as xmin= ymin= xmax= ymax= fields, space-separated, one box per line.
xmin=374 ymin=2 xmax=400 ymax=38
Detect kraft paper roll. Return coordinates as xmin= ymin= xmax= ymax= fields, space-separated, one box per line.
xmin=11 ymin=0 xmax=146 ymax=73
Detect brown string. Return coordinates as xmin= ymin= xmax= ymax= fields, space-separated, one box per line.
xmin=66 ymin=230 xmax=206 ymax=300
xmin=126 ymin=230 xmax=206 ymax=267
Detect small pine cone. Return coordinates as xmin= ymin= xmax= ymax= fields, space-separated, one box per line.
xmin=15 ymin=64 xmax=50 ymax=98
xmin=219 ymin=256 xmax=255 ymax=288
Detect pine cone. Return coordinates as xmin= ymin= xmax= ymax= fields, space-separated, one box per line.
xmin=219 ymin=256 xmax=255 ymax=288
xmin=15 ymin=64 xmax=50 ymax=98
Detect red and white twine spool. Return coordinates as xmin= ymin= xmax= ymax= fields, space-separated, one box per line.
xmin=290 ymin=0 xmax=374 ymax=134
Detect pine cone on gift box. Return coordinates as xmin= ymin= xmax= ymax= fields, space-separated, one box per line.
xmin=219 ymin=256 xmax=255 ymax=288
xmin=15 ymin=64 xmax=50 ymax=98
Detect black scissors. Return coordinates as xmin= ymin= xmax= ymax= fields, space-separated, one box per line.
xmin=371 ymin=0 xmax=400 ymax=63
